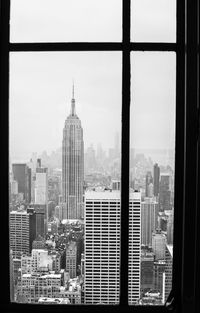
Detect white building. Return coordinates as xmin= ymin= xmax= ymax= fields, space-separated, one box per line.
xmin=128 ymin=191 xmax=141 ymax=305
xmin=84 ymin=190 xmax=141 ymax=305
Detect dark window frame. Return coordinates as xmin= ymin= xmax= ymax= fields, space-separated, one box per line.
xmin=0 ymin=0 xmax=199 ymax=313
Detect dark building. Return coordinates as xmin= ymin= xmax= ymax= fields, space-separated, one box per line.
xmin=159 ymin=174 xmax=171 ymax=212
xmin=27 ymin=167 xmax=32 ymax=203
xmin=141 ymin=251 xmax=154 ymax=294
xmin=12 ymin=163 xmax=30 ymax=203
xmin=153 ymin=260 xmax=165 ymax=295
xmin=28 ymin=205 xmax=45 ymax=238
xmin=153 ymin=163 xmax=160 ymax=197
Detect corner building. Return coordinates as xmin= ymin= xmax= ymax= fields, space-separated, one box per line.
xmin=62 ymin=87 xmax=84 ymax=219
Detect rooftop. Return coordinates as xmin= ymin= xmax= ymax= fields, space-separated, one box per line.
xmin=85 ymin=190 xmax=141 ymax=200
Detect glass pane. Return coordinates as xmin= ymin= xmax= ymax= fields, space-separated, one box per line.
xmin=131 ymin=0 xmax=176 ymax=42
xmin=9 ymin=52 xmax=121 ymax=304
xmin=129 ymin=52 xmax=176 ymax=305
xmin=10 ymin=0 xmax=122 ymax=42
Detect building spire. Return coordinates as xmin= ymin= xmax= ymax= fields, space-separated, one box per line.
xmin=71 ymin=81 xmax=76 ymax=116
xmin=72 ymin=81 xmax=75 ymax=99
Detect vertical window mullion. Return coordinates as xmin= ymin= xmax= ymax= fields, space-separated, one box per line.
xmin=170 ymin=0 xmax=185 ymax=311
xmin=120 ymin=0 xmax=130 ymax=307
xmin=1 ymin=0 xmax=10 ymax=305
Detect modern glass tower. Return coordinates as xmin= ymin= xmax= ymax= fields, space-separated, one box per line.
xmin=62 ymin=86 xmax=84 ymax=220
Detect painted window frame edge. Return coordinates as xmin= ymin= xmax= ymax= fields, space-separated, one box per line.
xmin=0 ymin=0 xmax=199 ymax=313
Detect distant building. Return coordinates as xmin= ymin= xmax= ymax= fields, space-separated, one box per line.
xmin=152 ymin=230 xmax=166 ymax=260
xmin=111 ymin=179 xmax=120 ymax=191
xmin=35 ymin=159 xmax=48 ymax=231
xmin=145 ymin=172 xmax=153 ymax=197
xmin=166 ymin=209 xmax=174 ymax=244
xmin=10 ymin=179 xmax=18 ymax=195
xmin=141 ymin=197 xmax=159 ymax=247
xmin=66 ymin=242 xmax=77 ymax=279
xmin=12 ymin=163 xmax=31 ymax=203
xmin=153 ymin=163 xmax=160 ymax=197
xmin=159 ymin=174 xmax=171 ymax=211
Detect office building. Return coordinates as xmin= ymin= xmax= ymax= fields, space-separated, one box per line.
xmin=141 ymin=251 xmax=154 ymax=293
xmin=62 ymin=86 xmax=84 ymax=219
xmin=141 ymin=197 xmax=159 ymax=247
xmin=153 ymin=260 xmax=165 ymax=295
xmin=9 ymin=210 xmax=36 ymax=259
xmin=159 ymin=174 xmax=171 ymax=212
xmin=84 ymin=190 xmax=141 ymax=305
xmin=34 ymin=159 xmax=48 ymax=231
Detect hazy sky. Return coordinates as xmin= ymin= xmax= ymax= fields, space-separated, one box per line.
xmin=9 ymin=0 xmax=176 ymax=162
xmin=10 ymin=0 xmax=175 ymax=43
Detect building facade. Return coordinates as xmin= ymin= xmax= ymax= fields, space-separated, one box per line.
xmin=141 ymin=197 xmax=159 ymax=247
xmin=84 ymin=190 xmax=141 ymax=305
xmin=12 ymin=163 xmax=30 ymax=203
xmin=153 ymin=163 xmax=160 ymax=197
xmin=34 ymin=160 xmax=48 ymax=231
xmin=66 ymin=241 xmax=77 ymax=279
xmin=9 ymin=210 xmax=36 ymax=259
xmin=152 ymin=230 xmax=166 ymax=260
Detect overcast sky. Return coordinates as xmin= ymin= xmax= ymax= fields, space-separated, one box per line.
xmin=9 ymin=0 xmax=176 ymax=162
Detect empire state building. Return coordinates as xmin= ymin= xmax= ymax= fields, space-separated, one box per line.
xmin=62 ymin=86 xmax=84 ymax=219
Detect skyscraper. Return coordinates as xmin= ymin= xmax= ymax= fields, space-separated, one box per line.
xmin=153 ymin=163 xmax=160 ymax=197
xmin=84 ymin=191 xmax=121 ymax=304
xmin=62 ymin=86 xmax=84 ymax=219
xmin=34 ymin=159 xmax=48 ymax=231
xmin=159 ymin=173 xmax=171 ymax=212
xmin=141 ymin=197 xmax=159 ymax=247
xmin=84 ymin=190 xmax=141 ymax=305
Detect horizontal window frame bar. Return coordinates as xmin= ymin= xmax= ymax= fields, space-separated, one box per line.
xmin=9 ymin=42 xmax=177 ymax=52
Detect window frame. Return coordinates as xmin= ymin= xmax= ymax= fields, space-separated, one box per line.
xmin=0 ymin=0 xmax=199 ymax=313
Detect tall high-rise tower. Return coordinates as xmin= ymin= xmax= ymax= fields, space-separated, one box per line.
xmin=62 ymin=86 xmax=84 ymax=219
